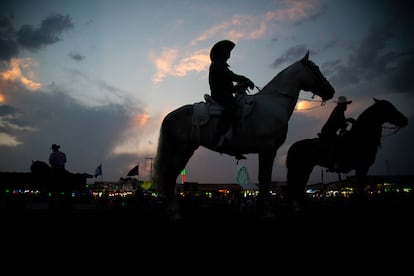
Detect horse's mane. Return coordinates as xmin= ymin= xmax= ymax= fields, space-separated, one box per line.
xmin=259 ymin=60 xmax=299 ymax=95
xmin=349 ymin=100 xmax=385 ymax=153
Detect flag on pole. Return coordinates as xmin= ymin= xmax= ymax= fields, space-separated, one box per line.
xmin=95 ymin=163 xmax=102 ymax=177
xmin=127 ymin=165 xmax=139 ymax=176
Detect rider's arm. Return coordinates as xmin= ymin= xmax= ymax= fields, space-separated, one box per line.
xmin=226 ymin=67 xmax=254 ymax=89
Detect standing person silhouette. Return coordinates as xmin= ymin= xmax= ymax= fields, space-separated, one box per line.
xmin=48 ymin=144 xmax=70 ymax=209
xmin=208 ymin=40 xmax=255 ymax=151
xmin=319 ymin=96 xmax=356 ymax=171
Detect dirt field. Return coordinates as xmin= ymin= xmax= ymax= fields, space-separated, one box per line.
xmin=2 ymin=195 xmax=413 ymax=273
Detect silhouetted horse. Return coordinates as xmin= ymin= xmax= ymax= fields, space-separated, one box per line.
xmin=153 ymin=52 xmax=335 ymax=220
xmin=286 ymin=98 xmax=408 ymax=211
xmin=30 ymin=160 xmax=93 ymax=208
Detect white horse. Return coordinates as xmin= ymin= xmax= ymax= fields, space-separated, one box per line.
xmin=153 ymin=51 xmax=335 ymax=220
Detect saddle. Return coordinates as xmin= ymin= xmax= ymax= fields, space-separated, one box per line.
xmin=317 ymin=133 xmax=352 ymax=173
xmin=192 ymin=94 xmax=255 ymax=127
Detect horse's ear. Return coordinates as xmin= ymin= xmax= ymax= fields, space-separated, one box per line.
xmin=373 ymin=97 xmax=378 ymax=103
xmin=302 ymin=51 xmax=309 ymax=61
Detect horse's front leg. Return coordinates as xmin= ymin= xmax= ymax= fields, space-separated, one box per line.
xmin=256 ymin=150 xmax=277 ymax=219
xmin=165 ymin=147 xmax=197 ymax=222
xmin=156 ymin=167 xmax=183 ymax=222
xmin=355 ymin=168 xmax=369 ymax=208
xmin=166 ymin=196 xmax=183 ymax=222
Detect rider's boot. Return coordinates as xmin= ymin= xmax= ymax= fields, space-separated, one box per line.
xmin=217 ymin=128 xmax=233 ymax=147
xmin=217 ymin=129 xmax=247 ymax=160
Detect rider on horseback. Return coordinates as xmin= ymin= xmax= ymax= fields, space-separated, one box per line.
xmin=319 ymin=96 xmax=356 ymax=172
xmin=208 ymin=40 xmax=255 ymax=157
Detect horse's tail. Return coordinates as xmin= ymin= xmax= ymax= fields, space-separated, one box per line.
xmin=153 ymin=116 xmax=173 ymax=197
xmin=286 ymin=140 xmax=305 ymax=170
xmin=286 ymin=138 xmax=318 ymax=169
xmin=153 ymin=104 xmax=197 ymax=198
xmin=286 ymin=139 xmax=316 ymax=202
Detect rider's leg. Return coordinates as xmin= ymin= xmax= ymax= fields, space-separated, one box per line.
xmin=216 ymin=109 xmax=232 ymax=147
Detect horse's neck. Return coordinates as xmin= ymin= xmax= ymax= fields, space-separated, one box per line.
xmin=33 ymin=161 xmax=51 ymax=170
xmin=261 ymin=66 xmax=300 ymax=96
xmin=258 ymin=81 xmax=298 ymax=118
xmin=352 ymin=108 xmax=383 ymax=146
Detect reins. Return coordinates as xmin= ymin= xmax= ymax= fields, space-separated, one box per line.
xmin=382 ymin=125 xmax=401 ymax=137
xmin=295 ymin=95 xmax=326 ymax=111
xmin=253 ymin=84 xmax=326 ymax=111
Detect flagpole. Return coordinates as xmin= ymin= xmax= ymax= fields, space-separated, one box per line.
xmin=145 ymin=157 xmax=154 ymax=181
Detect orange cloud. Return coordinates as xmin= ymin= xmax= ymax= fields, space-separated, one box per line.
xmin=149 ymin=0 xmax=319 ymax=84
xmin=193 ymin=0 xmax=318 ymax=44
xmin=0 ymin=58 xmax=41 ymax=91
xmin=149 ymin=48 xmax=178 ymax=84
xmin=149 ymin=48 xmax=210 ymax=84
xmin=132 ymin=113 xmax=149 ymax=127
xmin=173 ymin=49 xmax=210 ymax=77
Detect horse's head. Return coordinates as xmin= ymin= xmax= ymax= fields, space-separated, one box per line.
xmin=300 ymin=51 xmax=335 ymax=102
xmin=30 ymin=160 xmax=51 ymax=174
xmin=373 ymin=98 xmax=408 ymax=128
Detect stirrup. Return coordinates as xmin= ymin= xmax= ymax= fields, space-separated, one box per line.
xmin=217 ymin=136 xmax=225 ymax=147
xmin=223 ymin=129 xmax=233 ymax=140
xmin=216 ymin=129 xmax=232 ymax=148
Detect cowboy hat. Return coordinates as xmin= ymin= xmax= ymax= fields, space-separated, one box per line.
xmin=50 ymin=144 xmax=60 ymax=150
xmin=209 ymin=40 xmax=235 ymax=61
xmin=335 ymin=96 xmax=352 ymax=104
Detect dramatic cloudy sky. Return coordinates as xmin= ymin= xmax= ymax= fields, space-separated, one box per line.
xmin=0 ymin=0 xmax=413 ymax=185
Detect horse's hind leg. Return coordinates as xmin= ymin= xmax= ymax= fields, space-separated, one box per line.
xmin=165 ymin=146 xmax=197 ymax=221
xmin=354 ymin=168 xmax=369 ymax=209
xmin=256 ymin=151 xmax=277 ymax=219
xmin=287 ymin=164 xmax=313 ymax=213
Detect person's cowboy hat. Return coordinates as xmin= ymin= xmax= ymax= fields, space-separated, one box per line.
xmin=335 ymin=96 xmax=352 ymax=104
xmin=50 ymin=144 xmax=60 ymax=150
xmin=209 ymin=40 xmax=235 ymax=61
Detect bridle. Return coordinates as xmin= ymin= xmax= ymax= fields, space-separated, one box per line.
xmin=382 ymin=125 xmax=402 ymax=137
xmin=302 ymin=59 xmax=331 ymax=105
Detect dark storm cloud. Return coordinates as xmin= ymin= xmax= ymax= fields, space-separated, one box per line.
xmin=271 ymin=44 xmax=308 ymax=68
xmin=0 ymin=38 xmax=19 ymax=61
xmin=0 ymin=15 xmax=19 ymax=61
xmin=271 ymin=41 xmax=338 ymax=70
xmin=382 ymin=55 xmax=414 ymax=93
xmin=0 ymin=103 xmax=34 ymax=133
xmin=17 ymin=13 xmax=73 ymax=50
xmin=327 ymin=19 xmax=413 ymax=94
xmin=0 ymin=84 xmax=144 ymax=175
xmin=68 ymin=51 xmax=85 ymax=62
xmin=0 ymin=13 xmax=73 ymax=61
xmin=0 ymin=104 xmax=16 ymax=116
